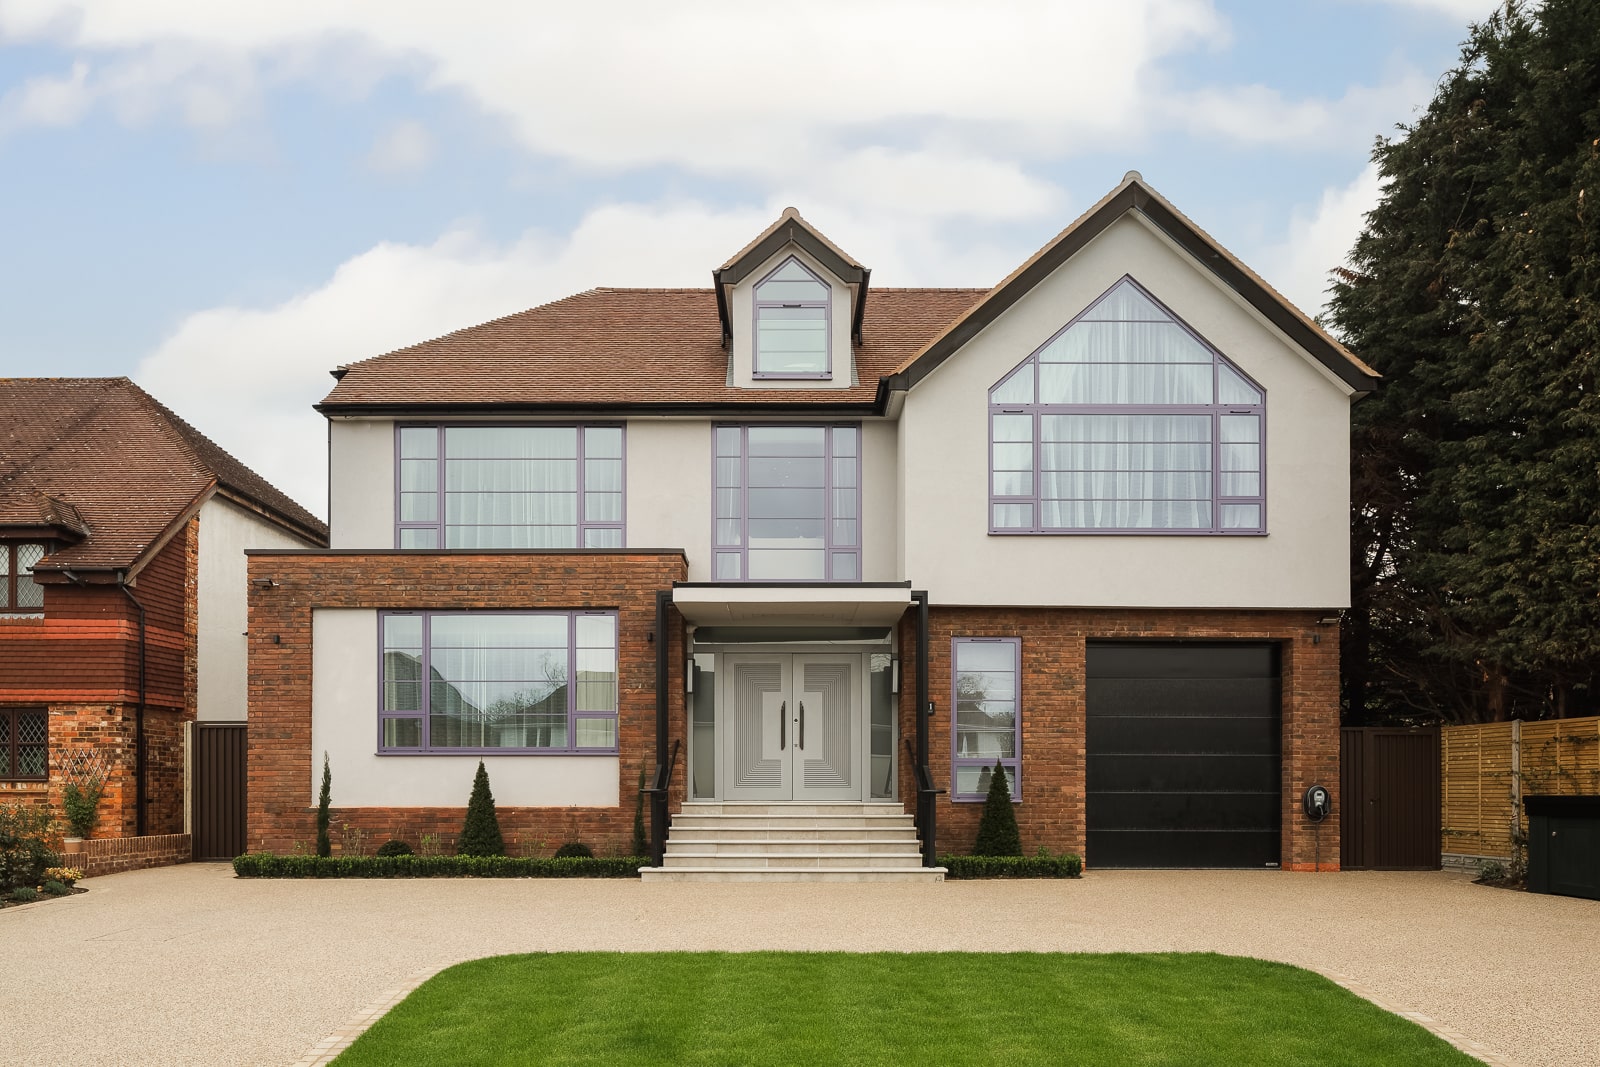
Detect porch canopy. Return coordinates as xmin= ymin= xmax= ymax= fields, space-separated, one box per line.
xmin=671 ymin=581 xmax=913 ymax=633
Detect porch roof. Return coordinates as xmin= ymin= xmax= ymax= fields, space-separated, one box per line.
xmin=671 ymin=582 xmax=912 ymax=629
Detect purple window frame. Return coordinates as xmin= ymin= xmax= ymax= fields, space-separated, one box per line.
xmin=951 ymin=637 xmax=1021 ymax=802
xmin=711 ymin=423 xmax=862 ymax=583
xmin=987 ymin=275 xmax=1267 ymax=536
xmin=376 ymin=609 xmax=619 ymax=756
xmin=394 ymin=423 xmax=626 ymax=550
xmin=752 ymin=256 xmax=832 ymax=380
xmin=1 ymin=542 xmax=46 ymax=613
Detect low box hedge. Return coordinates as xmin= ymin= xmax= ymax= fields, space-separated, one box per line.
xmin=232 ymin=853 xmax=649 ymax=879
xmin=939 ymin=854 xmax=1082 ymax=879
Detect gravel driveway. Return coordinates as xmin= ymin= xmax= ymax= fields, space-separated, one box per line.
xmin=3 ymin=864 xmax=1595 ymax=1067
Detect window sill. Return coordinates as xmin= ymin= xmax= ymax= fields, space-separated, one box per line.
xmin=987 ymin=528 xmax=1268 ymax=537
xmin=0 ymin=780 xmax=49 ymax=791
xmin=751 ymin=372 xmax=833 ymax=380
xmin=375 ymin=749 xmax=619 ymax=757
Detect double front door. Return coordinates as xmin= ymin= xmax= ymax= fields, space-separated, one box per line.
xmin=723 ymin=653 xmax=859 ymax=801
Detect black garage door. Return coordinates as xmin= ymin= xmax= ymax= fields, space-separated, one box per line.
xmin=1086 ymin=642 xmax=1281 ymax=868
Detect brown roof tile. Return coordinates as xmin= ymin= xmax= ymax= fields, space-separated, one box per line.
xmin=0 ymin=378 xmax=327 ymax=572
xmin=321 ymin=287 xmax=987 ymax=409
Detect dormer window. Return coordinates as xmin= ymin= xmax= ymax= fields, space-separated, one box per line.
xmin=754 ymin=257 xmax=830 ymax=379
xmin=1 ymin=542 xmax=46 ymax=613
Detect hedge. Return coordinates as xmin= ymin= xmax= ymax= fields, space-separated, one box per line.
xmin=939 ymin=854 xmax=1082 ymax=879
xmin=233 ymin=854 xmax=649 ymax=879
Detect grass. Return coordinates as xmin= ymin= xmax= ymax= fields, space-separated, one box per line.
xmin=332 ymin=952 xmax=1480 ymax=1066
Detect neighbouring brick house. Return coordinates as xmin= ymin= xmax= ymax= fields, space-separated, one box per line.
xmin=1 ymin=378 xmax=326 ymax=855
xmin=249 ymin=173 xmax=1375 ymax=877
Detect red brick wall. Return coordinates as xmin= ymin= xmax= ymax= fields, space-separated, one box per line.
xmin=897 ymin=607 xmax=1340 ymax=871
xmin=245 ymin=550 xmax=688 ymax=855
xmin=71 ymin=833 xmax=191 ymax=878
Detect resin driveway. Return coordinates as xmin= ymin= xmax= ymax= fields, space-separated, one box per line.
xmin=3 ymin=864 xmax=1595 ymax=1067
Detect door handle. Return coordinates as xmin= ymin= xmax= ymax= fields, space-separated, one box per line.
xmin=779 ymin=701 xmax=786 ymax=750
xmin=798 ymin=700 xmax=806 ymax=749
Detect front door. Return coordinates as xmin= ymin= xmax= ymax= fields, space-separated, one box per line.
xmin=723 ymin=653 xmax=859 ymax=801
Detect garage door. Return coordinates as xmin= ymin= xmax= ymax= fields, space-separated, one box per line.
xmin=1086 ymin=642 xmax=1281 ymax=868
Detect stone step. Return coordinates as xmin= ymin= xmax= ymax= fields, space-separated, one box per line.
xmin=666 ymin=826 xmax=917 ymax=843
xmin=663 ymin=838 xmax=921 ymax=856
xmin=669 ymin=814 xmax=915 ymax=830
xmin=678 ymin=803 xmax=908 ymax=817
xmin=640 ymin=866 xmax=946 ymax=884
xmin=663 ymin=851 xmax=925 ymax=869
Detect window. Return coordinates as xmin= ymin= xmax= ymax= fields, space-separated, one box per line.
xmin=989 ymin=276 xmax=1265 ymax=534
xmin=1 ymin=543 xmax=45 ymax=613
xmin=952 ymin=639 xmax=1019 ymax=801
xmin=395 ymin=425 xmax=624 ymax=549
xmin=713 ymin=424 xmax=860 ymax=581
xmin=379 ymin=611 xmax=618 ymax=754
xmin=754 ymin=257 xmax=830 ymax=378
xmin=0 ymin=708 xmax=47 ymax=780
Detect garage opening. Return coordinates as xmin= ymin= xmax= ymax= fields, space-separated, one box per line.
xmin=1086 ymin=641 xmax=1281 ymax=868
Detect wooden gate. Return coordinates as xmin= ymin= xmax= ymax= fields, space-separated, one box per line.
xmin=1341 ymin=727 xmax=1441 ymax=870
xmin=191 ymin=723 xmax=247 ymax=861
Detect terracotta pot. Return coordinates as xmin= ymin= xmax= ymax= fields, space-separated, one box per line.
xmin=61 ymin=837 xmax=84 ymax=856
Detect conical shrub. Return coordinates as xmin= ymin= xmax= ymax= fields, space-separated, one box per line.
xmin=972 ymin=762 xmax=1021 ymax=856
xmin=457 ymin=760 xmax=505 ymax=857
xmin=315 ymin=753 xmax=333 ymax=858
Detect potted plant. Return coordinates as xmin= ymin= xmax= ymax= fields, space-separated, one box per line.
xmin=59 ymin=748 xmax=110 ymax=852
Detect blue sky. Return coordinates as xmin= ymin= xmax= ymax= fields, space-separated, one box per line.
xmin=0 ymin=0 xmax=1497 ymax=515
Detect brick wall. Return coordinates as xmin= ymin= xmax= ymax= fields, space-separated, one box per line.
xmin=897 ymin=607 xmax=1340 ymax=871
xmin=246 ymin=550 xmax=687 ymax=855
xmin=71 ymin=833 xmax=192 ymax=878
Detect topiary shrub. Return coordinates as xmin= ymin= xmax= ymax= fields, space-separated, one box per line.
xmin=375 ymin=839 xmax=414 ymax=857
xmin=553 ymin=841 xmax=593 ymax=859
xmin=10 ymin=886 xmax=40 ymax=903
xmin=457 ymin=760 xmax=505 ymax=857
xmin=972 ymin=762 xmax=1021 ymax=857
xmin=316 ymin=752 xmax=333 ymax=858
xmin=41 ymin=879 xmax=71 ymax=896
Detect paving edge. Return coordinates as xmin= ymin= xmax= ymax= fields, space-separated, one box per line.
xmin=288 ymin=960 xmax=1524 ymax=1067
xmin=1311 ymin=968 xmax=1522 ymax=1067
xmin=289 ymin=966 xmax=440 ymax=1066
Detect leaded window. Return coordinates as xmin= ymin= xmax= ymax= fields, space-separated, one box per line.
xmin=379 ymin=611 xmax=618 ymax=754
xmin=952 ymin=639 xmax=1020 ymax=801
xmin=989 ymin=276 xmax=1265 ymax=534
xmin=0 ymin=708 xmax=47 ymax=780
xmin=1 ymin=542 xmax=46 ymax=612
xmin=754 ymin=257 xmax=830 ymax=378
xmin=395 ymin=425 xmax=624 ymax=549
xmin=713 ymin=424 xmax=860 ymax=582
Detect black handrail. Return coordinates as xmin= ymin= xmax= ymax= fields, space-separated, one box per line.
xmin=643 ymin=738 xmax=681 ymax=868
xmin=905 ymin=738 xmax=945 ymax=866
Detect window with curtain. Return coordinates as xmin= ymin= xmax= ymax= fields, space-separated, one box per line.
xmin=712 ymin=424 xmax=860 ymax=581
xmin=754 ymin=257 xmax=831 ymax=378
xmin=1 ymin=542 xmax=46 ymax=613
xmin=952 ymin=638 xmax=1020 ymax=801
xmin=379 ymin=611 xmax=618 ymax=754
xmin=395 ymin=425 xmax=624 ymax=549
xmin=989 ymin=276 xmax=1265 ymax=534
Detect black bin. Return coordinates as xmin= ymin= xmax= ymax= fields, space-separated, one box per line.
xmin=1523 ymin=795 xmax=1600 ymax=901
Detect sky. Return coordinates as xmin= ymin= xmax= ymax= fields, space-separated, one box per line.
xmin=0 ymin=0 xmax=1503 ymax=519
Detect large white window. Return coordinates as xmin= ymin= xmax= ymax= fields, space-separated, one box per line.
xmin=713 ymin=424 xmax=860 ymax=581
xmin=754 ymin=257 xmax=830 ymax=378
xmin=989 ymin=276 xmax=1265 ymax=534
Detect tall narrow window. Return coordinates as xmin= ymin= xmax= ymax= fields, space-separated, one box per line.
xmin=395 ymin=425 xmax=624 ymax=549
xmin=988 ymin=276 xmax=1265 ymax=534
xmin=713 ymin=424 xmax=859 ymax=581
xmin=1 ymin=543 xmax=46 ymax=613
xmin=952 ymin=638 xmax=1020 ymax=801
xmin=379 ymin=610 xmax=618 ymax=754
xmin=754 ymin=257 xmax=831 ymax=378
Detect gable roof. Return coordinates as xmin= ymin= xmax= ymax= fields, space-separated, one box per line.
xmin=714 ymin=206 xmax=870 ymax=346
xmin=0 ymin=377 xmax=327 ymax=576
xmin=880 ymin=172 xmax=1378 ymax=400
xmin=319 ymin=287 xmax=985 ymax=413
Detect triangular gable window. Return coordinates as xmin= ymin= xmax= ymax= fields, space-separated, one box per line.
xmin=754 ymin=256 xmax=831 ymax=378
xmin=987 ymin=276 xmax=1266 ymax=534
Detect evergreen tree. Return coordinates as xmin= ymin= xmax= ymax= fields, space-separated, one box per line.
xmin=1330 ymin=0 xmax=1600 ymax=723
xmin=315 ymin=753 xmax=332 ymax=858
xmin=457 ymin=760 xmax=506 ymax=857
xmin=972 ymin=762 xmax=1021 ymax=857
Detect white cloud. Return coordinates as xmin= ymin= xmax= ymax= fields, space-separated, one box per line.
xmin=364 ymin=118 xmax=432 ymax=174
xmin=1168 ymin=74 xmax=1433 ymax=152
xmin=1254 ymin=162 xmax=1383 ymax=320
xmin=1355 ymin=0 xmax=1504 ymax=22
xmin=0 ymin=58 xmax=92 ymax=130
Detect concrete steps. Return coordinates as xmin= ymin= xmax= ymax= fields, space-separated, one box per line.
xmin=640 ymin=802 xmax=945 ymax=883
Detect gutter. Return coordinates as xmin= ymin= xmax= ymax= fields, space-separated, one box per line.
xmin=115 ymin=572 xmax=149 ymax=837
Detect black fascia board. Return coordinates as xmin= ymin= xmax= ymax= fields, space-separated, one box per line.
xmin=315 ymin=400 xmax=885 ymax=418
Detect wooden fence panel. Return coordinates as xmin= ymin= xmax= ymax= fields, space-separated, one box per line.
xmin=1441 ymin=716 xmax=1600 ymax=861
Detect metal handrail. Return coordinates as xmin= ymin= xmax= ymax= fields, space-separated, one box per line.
xmin=643 ymin=738 xmax=681 ymax=868
xmin=904 ymin=738 xmax=945 ymax=866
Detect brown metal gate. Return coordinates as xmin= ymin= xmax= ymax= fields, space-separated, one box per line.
xmin=1341 ymin=727 xmax=1441 ymax=870
xmin=191 ymin=723 xmax=247 ymax=861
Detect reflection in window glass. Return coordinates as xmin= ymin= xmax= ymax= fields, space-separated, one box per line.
xmin=952 ymin=638 xmax=1020 ymax=800
xmin=712 ymin=425 xmax=860 ymax=581
xmin=754 ymin=258 xmax=830 ymax=377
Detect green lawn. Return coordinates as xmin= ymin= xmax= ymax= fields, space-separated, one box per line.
xmin=333 ymin=952 xmax=1479 ymax=1067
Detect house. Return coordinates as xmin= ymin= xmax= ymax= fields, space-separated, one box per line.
xmin=0 ymin=378 xmax=326 ymax=867
xmin=246 ymin=173 xmax=1376 ymax=877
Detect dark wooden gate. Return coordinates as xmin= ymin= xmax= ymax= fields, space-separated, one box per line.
xmin=1340 ymin=727 xmax=1440 ymax=870
xmin=192 ymin=723 xmax=247 ymax=861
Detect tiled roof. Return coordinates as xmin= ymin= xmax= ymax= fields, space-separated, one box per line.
xmin=0 ymin=378 xmax=327 ymax=572
xmin=321 ymin=287 xmax=987 ymax=409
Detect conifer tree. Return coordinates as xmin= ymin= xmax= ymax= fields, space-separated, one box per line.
xmin=972 ymin=762 xmax=1021 ymax=857
xmin=457 ymin=760 xmax=506 ymax=857
xmin=315 ymin=753 xmax=332 ymax=858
